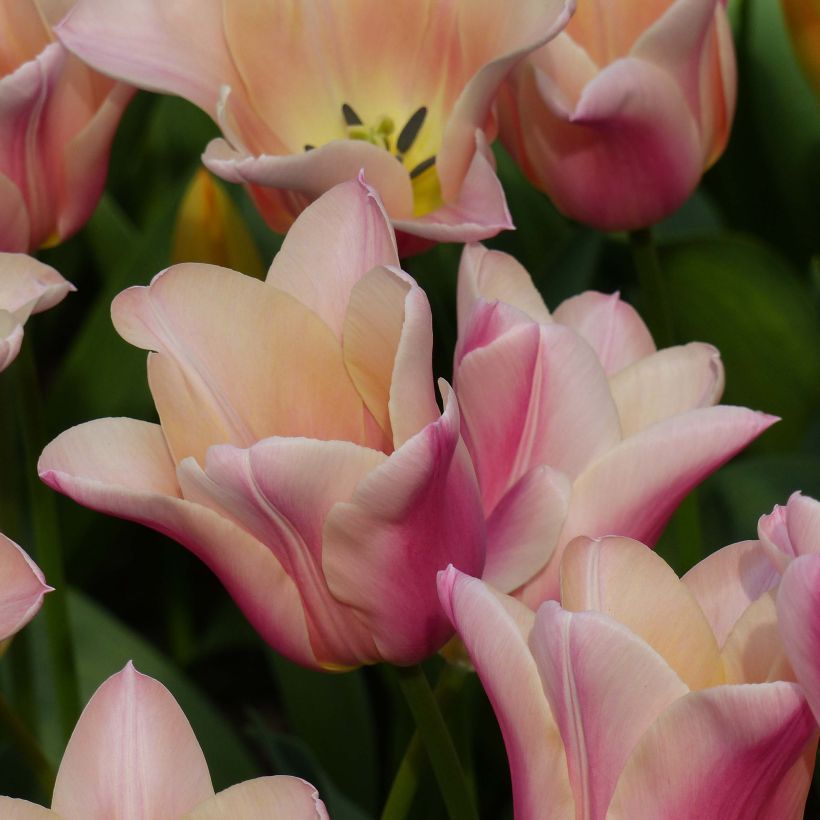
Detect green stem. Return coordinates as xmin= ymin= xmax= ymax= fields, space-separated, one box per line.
xmin=629 ymin=228 xmax=675 ymax=348
xmin=0 ymin=690 xmax=55 ymax=799
xmin=385 ymin=665 xmax=476 ymax=820
xmin=13 ymin=343 xmax=81 ymax=742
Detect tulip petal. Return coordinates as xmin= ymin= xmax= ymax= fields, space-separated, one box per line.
xmin=437 ymin=567 xmax=573 ymax=820
xmin=608 ymin=683 xmax=816 ymax=820
xmin=560 ymin=536 xmax=723 ymax=689
xmin=0 ymin=312 xmax=24 ymax=372
xmin=759 ymin=492 xmax=820 ymax=572
xmin=177 ymin=437 xmax=385 ymax=668
xmin=484 ymin=466 xmax=570 ymax=593
xmin=778 ymin=554 xmax=820 ymax=725
xmin=323 ymin=386 xmax=485 ymax=665
xmin=112 ymin=264 xmax=366 ymax=464
xmin=552 ymin=291 xmax=655 ymax=376
xmin=531 ymin=602 xmax=688 ymax=820
xmin=265 ymin=177 xmax=399 ymax=340
xmin=0 ymin=799 xmax=56 ymax=819
xmin=39 ymin=418 xmax=318 ymax=668
xmin=0 ymin=534 xmax=50 ymax=642
xmin=609 ymin=342 xmax=724 ymax=436
xmin=184 ymin=777 xmax=328 ymax=819
xmin=0 ymin=253 xmax=74 ymax=321
xmin=682 ymin=540 xmax=779 ymax=647
xmin=0 ymin=174 xmax=29 ymax=252
xmin=52 ymin=662 xmax=214 ymax=819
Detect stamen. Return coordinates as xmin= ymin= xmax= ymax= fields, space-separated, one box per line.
xmin=342 ymin=103 xmax=363 ymax=126
xmin=397 ymin=107 xmax=427 ymax=154
xmin=409 ymin=155 xmax=436 ymax=179
xmin=304 ymin=144 xmax=315 ymax=151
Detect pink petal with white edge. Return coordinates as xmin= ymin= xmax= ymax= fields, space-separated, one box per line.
xmin=0 ymin=253 xmax=74 ymax=321
xmin=682 ymin=540 xmax=779 ymax=648
xmin=265 ymin=176 xmax=398 ymax=340
xmin=184 ymin=776 xmax=328 ymax=819
xmin=456 ymin=244 xmax=550 ymax=334
xmin=177 ymin=437 xmax=385 ymax=668
xmin=521 ymin=406 xmax=777 ymax=604
xmin=323 ymin=385 xmax=485 ymax=665
xmin=484 ymin=465 xmax=570 ymax=593
xmin=609 ymin=342 xmax=724 ymax=437
xmin=0 ymin=533 xmax=51 ymax=642
xmin=778 ymin=554 xmax=820 ymax=725
xmin=531 ymin=602 xmax=688 ymax=820
xmin=437 ymin=567 xmax=574 ymax=820
xmin=0 ymin=799 xmax=56 ymax=819
xmin=52 ymin=662 xmax=214 ymax=819
xmin=38 ymin=418 xmax=318 ymax=668
xmin=560 ymin=536 xmax=723 ymax=689
xmin=759 ymin=492 xmax=820 ymax=572
xmin=608 ymin=683 xmax=816 ymax=820
xmin=553 ymin=291 xmax=655 ymax=376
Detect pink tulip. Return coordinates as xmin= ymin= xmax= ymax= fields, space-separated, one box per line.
xmin=454 ymin=243 xmax=775 ymax=605
xmin=55 ymin=0 xmax=575 ymax=250
xmin=497 ymin=0 xmax=736 ymax=230
xmin=0 ymin=531 xmax=50 ymax=645
xmin=0 ymin=0 xmax=133 ymax=252
xmin=39 ymin=177 xmax=485 ymax=670
xmin=0 ymin=662 xmax=328 ymax=818
xmin=439 ymin=534 xmax=818 ymax=820
xmin=0 ymin=253 xmax=74 ymax=372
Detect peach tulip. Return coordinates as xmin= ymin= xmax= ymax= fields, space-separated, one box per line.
xmin=39 ymin=177 xmax=485 ymax=670
xmin=56 ymin=0 xmax=574 ymax=251
xmin=0 ymin=254 xmax=74 ymax=372
xmin=0 ymin=662 xmax=327 ymax=818
xmin=453 ymin=243 xmax=775 ymax=606
xmin=439 ymin=534 xmax=818 ymax=820
xmin=0 ymin=531 xmax=50 ymax=646
xmin=0 ymin=0 xmax=132 ymax=252
xmin=781 ymin=0 xmax=820 ymax=100
xmin=498 ymin=0 xmax=736 ymax=230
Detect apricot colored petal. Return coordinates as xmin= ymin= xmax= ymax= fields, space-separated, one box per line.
xmin=531 ymin=602 xmax=687 ymax=820
xmin=608 ymin=683 xmax=816 ymax=820
xmin=52 ymin=662 xmax=214 ymax=819
xmin=759 ymin=492 xmax=820 ymax=572
xmin=437 ymin=567 xmax=573 ymax=820
xmin=0 ymin=253 xmax=74 ymax=321
xmin=177 ymin=438 xmax=385 ymax=668
xmin=0 ymin=799 xmax=56 ymax=819
xmin=38 ymin=418 xmax=318 ymax=668
xmin=456 ymin=243 xmax=550 ymax=333
xmin=524 ymin=406 xmax=777 ymax=603
xmin=112 ymin=264 xmax=364 ymax=464
xmin=323 ymin=387 xmax=485 ymax=665
xmin=0 ymin=174 xmax=29 ymax=252
xmin=552 ymin=291 xmax=655 ymax=376
xmin=682 ymin=540 xmax=779 ymax=647
xmin=266 ymin=177 xmax=398 ymax=339
xmin=778 ymin=554 xmax=820 ymax=725
xmin=184 ymin=777 xmax=328 ymax=820
xmin=56 ymin=0 xmax=239 ymax=119
xmin=560 ymin=536 xmax=722 ymax=689
xmin=609 ymin=342 xmax=724 ymax=437
xmin=0 ymin=533 xmax=50 ymax=642
xmin=484 ymin=466 xmax=570 ymax=593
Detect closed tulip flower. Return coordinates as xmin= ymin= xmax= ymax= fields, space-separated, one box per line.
xmin=0 ymin=663 xmax=328 ymax=818
xmin=55 ymin=0 xmax=574 ymax=251
xmin=0 ymin=532 xmax=50 ymax=648
xmin=439 ymin=534 xmax=817 ymax=820
xmin=0 ymin=0 xmax=132 ymax=252
xmin=39 ymin=177 xmax=485 ymax=670
xmin=454 ymin=244 xmax=774 ymax=605
xmin=498 ymin=0 xmax=736 ymax=231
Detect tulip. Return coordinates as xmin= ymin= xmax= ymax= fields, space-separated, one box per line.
xmin=0 ymin=254 xmax=74 ymax=372
xmin=39 ymin=177 xmax=485 ymax=670
xmin=0 ymin=662 xmax=328 ymax=818
xmin=439 ymin=534 xmax=818 ymax=820
xmin=454 ymin=243 xmax=775 ymax=605
xmin=497 ymin=0 xmax=736 ymax=230
xmin=0 ymin=531 xmax=50 ymax=648
xmin=781 ymin=0 xmax=820 ymax=100
xmin=56 ymin=0 xmax=575 ymax=250
xmin=0 ymin=0 xmax=133 ymax=252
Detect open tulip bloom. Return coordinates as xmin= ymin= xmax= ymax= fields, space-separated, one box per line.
xmin=38 ymin=176 xmax=485 ymax=671
xmin=54 ymin=0 xmax=575 ymax=250
xmin=0 ymin=531 xmax=50 ymax=646
xmin=0 ymin=662 xmax=327 ymax=818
